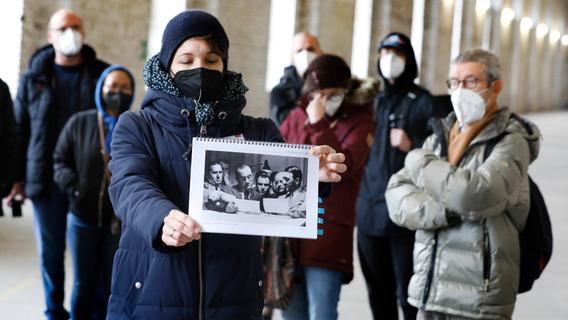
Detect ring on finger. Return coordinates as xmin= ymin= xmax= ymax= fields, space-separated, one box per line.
xmin=168 ymin=227 xmax=175 ymax=238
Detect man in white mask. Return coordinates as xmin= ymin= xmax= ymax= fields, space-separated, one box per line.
xmin=7 ymin=9 xmax=108 ymax=319
xmin=356 ymin=32 xmax=436 ymax=320
xmin=270 ymin=32 xmax=323 ymax=126
xmin=385 ymin=48 xmax=540 ymax=320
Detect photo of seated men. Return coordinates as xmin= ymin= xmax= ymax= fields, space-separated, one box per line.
xmin=201 ymin=154 xmax=308 ymax=219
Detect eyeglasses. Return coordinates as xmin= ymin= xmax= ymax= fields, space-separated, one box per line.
xmin=446 ymin=77 xmax=484 ymax=90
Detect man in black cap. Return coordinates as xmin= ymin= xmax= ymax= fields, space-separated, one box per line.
xmin=355 ymin=32 xmax=436 ymax=320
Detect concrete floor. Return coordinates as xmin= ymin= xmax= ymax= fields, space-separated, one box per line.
xmin=1 ymin=111 xmax=567 ymax=319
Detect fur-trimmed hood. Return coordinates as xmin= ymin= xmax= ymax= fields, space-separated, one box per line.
xmin=345 ymin=77 xmax=381 ymax=105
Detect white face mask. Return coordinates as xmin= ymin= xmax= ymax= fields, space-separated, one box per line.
xmin=293 ymin=50 xmax=317 ymax=76
xmin=380 ymin=52 xmax=405 ymax=80
xmin=54 ymin=28 xmax=83 ymax=56
xmin=450 ymin=87 xmax=489 ymax=125
xmin=325 ymin=95 xmax=344 ymax=117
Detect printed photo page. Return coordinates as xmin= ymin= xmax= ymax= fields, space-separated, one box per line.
xmin=188 ymin=137 xmax=320 ymax=239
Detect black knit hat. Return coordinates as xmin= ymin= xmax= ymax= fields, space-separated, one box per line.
xmin=303 ymin=54 xmax=351 ymax=92
xmin=158 ymin=10 xmax=229 ymax=71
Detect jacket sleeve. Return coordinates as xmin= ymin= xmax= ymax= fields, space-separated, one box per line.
xmin=0 ymin=80 xmax=18 ymax=195
xmin=270 ymin=84 xmax=295 ymax=126
xmin=53 ymin=115 xmax=79 ymax=196
xmin=386 ymin=167 xmax=452 ymax=230
xmin=410 ymin=93 xmax=434 ymax=150
xmin=306 ymin=116 xmax=373 ymax=179
xmin=13 ymin=75 xmax=30 ymax=181
xmin=108 ymin=112 xmax=177 ymax=250
xmin=404 ymin=132 xmax=531 ymax=221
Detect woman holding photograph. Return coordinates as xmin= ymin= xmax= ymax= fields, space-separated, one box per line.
xmin=278 ymin=54 xmax=377 ymax=319
xmin=106 ymin=10 xmax=346 ymax=319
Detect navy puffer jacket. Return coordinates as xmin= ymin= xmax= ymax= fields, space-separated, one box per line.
xmin=14 ymin=44 xmax=108 ymax=199
xmin=107 ymin=57 xmax=282 ymax=319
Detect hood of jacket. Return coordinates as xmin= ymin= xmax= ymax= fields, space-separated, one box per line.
xmin=95 ymin=64 xmax=136 ymax=116
xmin=344 ymin=77 xmax=380 ymax=105
xmin=26 ymin=44 xmax=99 ymax=77
xmin=377 ymin=32 xmax=419 ymax=94
xmin=140 ymin=54 xmax=248 ymax=138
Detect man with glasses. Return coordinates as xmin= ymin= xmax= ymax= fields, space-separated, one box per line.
xmin=386 ymin=48 xmax=540 ymax=319
xmin=7 ymin=9 xmax=108 ymax=319
xmin=355 ymin=32 xmax=435 ymax=320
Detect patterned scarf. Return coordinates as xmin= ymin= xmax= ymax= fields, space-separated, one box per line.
xmin=142 ymin=54 xmax=248 ymax=126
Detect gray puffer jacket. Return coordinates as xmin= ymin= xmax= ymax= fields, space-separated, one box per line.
xmin=385 ymin=107 xmax=540 ymax=319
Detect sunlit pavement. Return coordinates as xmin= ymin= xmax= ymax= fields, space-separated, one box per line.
xmin=2 ymin=111 xmax=567 ymax=320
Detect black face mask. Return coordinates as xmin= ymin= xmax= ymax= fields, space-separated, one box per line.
xmin=103 ymin=92 xmax=131 ymax=114
xmin=173 ymin=68 xmax=225 ymax=102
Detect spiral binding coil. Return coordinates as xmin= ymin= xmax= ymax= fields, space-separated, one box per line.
xmin=194 ymin=137 xmax=313 ymax=150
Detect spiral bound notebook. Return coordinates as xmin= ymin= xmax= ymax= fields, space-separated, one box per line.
xmin=188 ymin=137 xmax=320 ymax=239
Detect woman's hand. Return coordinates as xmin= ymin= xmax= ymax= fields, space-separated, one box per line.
xmin=310 ymin=145 xmax=347 ymax=183
xmin=162 ymin=209 xmax=201 ymax=247
xmin=306 ymin=92 xmax=326 ymax=124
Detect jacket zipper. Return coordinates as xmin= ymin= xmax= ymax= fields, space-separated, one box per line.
xmin=198 ymin=238 xmax=204 ymax=320
xmin=483 ymin=221 xmax=491 ymax=292
xmin=422 ymin=231 xmax=439 ymax=305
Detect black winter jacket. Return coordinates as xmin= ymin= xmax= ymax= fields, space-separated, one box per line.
xmin=14 ymin=45 xmax=108 ymax=199
xmin=0 ymin=79 xmax=18 ymax=197
xmin=53 ymin=110 xmax=112 ymax=226
xmin=270 ymin=65 xmax=303 ymax=126
xmin=356 ymin=33 xmax=436 ymax=237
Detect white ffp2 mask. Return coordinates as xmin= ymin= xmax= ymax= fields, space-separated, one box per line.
xmin=450 ymin=87 xmax=488 ymax=125
xmin=380 ymin=53 xmax=405 ymax=80
xmin=325 ymin=95 xmax=344 ymax=117
xmin=293 ymin=50 xmax=317 ymax=76
xmin=54 ymin=28 xmax=83 ymax=56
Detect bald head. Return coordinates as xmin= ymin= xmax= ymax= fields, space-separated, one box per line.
xmin=292 ymin=32 xmax=322 ymax=56
xmin=48 ymin=9 xmax=83 ymax=33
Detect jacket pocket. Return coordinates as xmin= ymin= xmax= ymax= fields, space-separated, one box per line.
xmin=483 ymin=221 xmax=491 ymax=292
xmin=111 ymin=249 xmax=150 ymax=317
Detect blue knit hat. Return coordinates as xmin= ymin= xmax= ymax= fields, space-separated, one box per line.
xmin=158 ymin=10 xmax=230 ymax=71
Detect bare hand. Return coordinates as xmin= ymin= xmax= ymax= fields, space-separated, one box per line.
xmin=306 ymin=93 xmax=326 ymax=124
xmin=162 ymin=209 xmax=201 ymax=247
xmin=390 ymin=128 xmax=412 ymax=152
xmin=310 ymin=145 xmax=347 ymax=183
xmin=5 ymin=182 xmax=26 ymax=206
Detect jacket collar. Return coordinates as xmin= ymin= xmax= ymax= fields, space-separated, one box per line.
xmin=27 ymin=44 xmax=98 ymax=77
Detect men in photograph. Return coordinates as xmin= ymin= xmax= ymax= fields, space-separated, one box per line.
xmin=228 ymin=164 xmax=262 ymax=200
xmin=270 ymin=32 xmax=323 ymax=126
xmin=203 ymin=161 xmax=237 ymax=212
xmin=285 ymin=166 xmax=306 ymax=218
xmin=271 ymin=171 xmax=293 ymax=198
xmin=255 ymin=171 xmax=272 ymax=197
xmin=7 ymin=9 xmax=108 ymax=319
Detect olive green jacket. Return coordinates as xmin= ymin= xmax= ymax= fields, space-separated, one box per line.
xmin=386 ymin=107 xmax=541 ymax=319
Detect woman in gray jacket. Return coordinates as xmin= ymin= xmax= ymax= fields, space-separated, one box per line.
xmin=385 ymin=49 xmax=541 ymax=320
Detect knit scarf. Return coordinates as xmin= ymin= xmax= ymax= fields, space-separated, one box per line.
xmin=447 ymin=102 xmax=500 ymax=165
xmin=142 ymin=54 xmax=248 ymax=126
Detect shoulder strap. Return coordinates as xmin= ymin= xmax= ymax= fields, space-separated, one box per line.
xmin=97 ymin=113 xmax=111 ymax=181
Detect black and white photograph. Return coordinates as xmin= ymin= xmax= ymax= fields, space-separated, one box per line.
xmin=188 ymin=138 xmax=319 ymax=239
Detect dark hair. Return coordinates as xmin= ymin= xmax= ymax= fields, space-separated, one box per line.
xmin=285 ymin=166 xmax=302 ymax=181
xmin=302 ymin=54 xmax=351 ymax=94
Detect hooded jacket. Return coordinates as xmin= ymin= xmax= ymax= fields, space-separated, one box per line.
xmin=356 ymin=32 xmax=436 ymax=237
xmin=270 ymin=65 xmax=303 ymax=126
xmin=14 ymin=44 xmax=108 ymax=199
xmin=385 ymin=108 xmax=540 ymax=319
xmin=106 ymin=55 xmax=283 ymax=319
xmin=0 ymin=79 xmax=18 ymax=197
xmin=280 ymin=77 xmax=377 ymax=281
xmin=53 ymin=65 xmax=135 ymax=227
